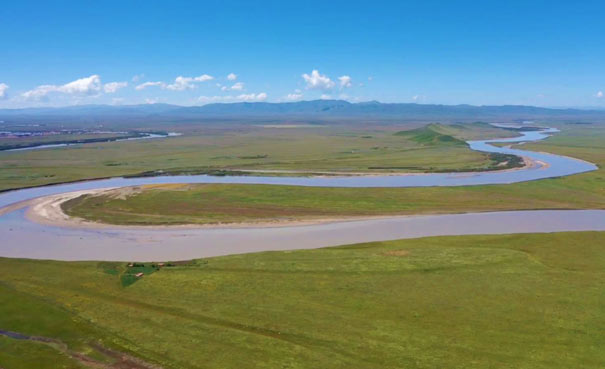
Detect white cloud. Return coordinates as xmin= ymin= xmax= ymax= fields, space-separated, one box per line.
xmin=285 ymin=93 xmax=303 ymax=101
xmin=198 ymin=95 xmax=229 ymax=104
xmin=339 ymin=93 xmax=349 ymax=100
xmin=145 ymin=98 xmax=159 ymax=104
xmin=238 ymin=92 xmax=267 ymax=101
xmin=230 ymin=82 xmax=244 ymax=91
xmin=137 ymin=75 xmax=214 ymax=91
xmin=22 ymin=75 xmax=102 ymax=100
xmin=165 ymin=74 xmax=214 ymax=91
xmin=103 ymin=81 xmax=128 ymax=93
xmin=227 ymin=73 xmax=237 ymax=81
xmin=21 ymin=85 xmax=56 ymax=100
xmin=111 ymin=97 xmax=125 ymax=105
xmin=135 ymin=81 xmax=165 ymax=90
xmin=59 ymin=75 xmax=102 ymax=94
xmin=198 ymin=92 xmax=267 ymax=104
xmin=302 ymin=70 xmax=335 ymax=90
xmin=132 ymin=74 xmax=145 ymax=82
xmin=0 ymin=83 xmax=8 ymax=99
xmin=320 ymin=94 xmax=332 ymax=100
xmin=597 ymin=91 xmax=603 ymax=98
xmin=195 ymin=74 xmax=214 ymax=82
xmin=166 ymin=76 xmax=195 ymax=91
xmin=338 ymin=75 xmax=352 ymax=88
xmin=220 ymin=82 xmax=245 ymax=91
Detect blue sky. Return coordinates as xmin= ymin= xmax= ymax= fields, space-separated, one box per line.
xmin=1 ymin=0 xmax=604 ymax=108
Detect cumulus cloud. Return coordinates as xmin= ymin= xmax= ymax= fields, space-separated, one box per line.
xmin=22 ymin=75 xmax=102 ymax=100
xmin=221 ymin=82 xmax=245 ymax=91
xmin=0 ymin=83 xmax=8 ymax=99
xmin=103 ymin=81 xmax=128 ymax=93
xmin=57 ymin=75 xmax=102 ymax=94
xmin=227 ymin=73 xmax=237 ymax=81
xmin=21 ymin=85 xmax=56 ymax=100
xmin=198 ymin=95 xmax=232 ymax=104
xmin=135 ymin=81 xmax=165 ymax=90
xmin=338 ymin=75 xmax=352 ymax=88
xmin=320 ymin=94 xmax=332 ymax=100
xmin=285 ymin=93 xmax=303 ymax=101
xmin=230 ymin=82 xmax=244 ymax=91
xmin=165 ymin=76 xmax=194 ymax=91
xmin=136 ymin=75 xmax=214 ymax=91
xmin=132 ymin=74 xmax=145 ymax=82
xmin=302 ymin=70 xmax=334 ymax=90
xmin=238 ymin=92 xmax=267 ymax=101
xmin=412 ymin=95 xmax=427 ymax=103
xmin=198 ymin=92 xmax=267 ymax=104
xmin=165 ymin=74 xmax=214 ymax=91
xmin=597 ymin=91 xmax=603 ymax=98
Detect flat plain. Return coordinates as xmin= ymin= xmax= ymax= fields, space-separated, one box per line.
xmin=2 ymin=120 xmax=605 ymax=368
xmin=1 ymin=231 xmax=605 ymax=368
xmin=0 ymin=122 xmax=517 ymax=191
xmin=62 ymin=122 xmax=605 ymax=226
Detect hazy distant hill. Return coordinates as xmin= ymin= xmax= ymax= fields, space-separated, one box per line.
xmin=1 ymin=100 xmax=604 ymax=122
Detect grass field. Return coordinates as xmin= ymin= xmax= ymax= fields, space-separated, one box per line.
xmin=1 ymin=231 xmax=605 ymax=368
xmin=63 ymin=123 xmax=605 ymax=225
xmin=0 ymin=122 xmax=516 ymax=191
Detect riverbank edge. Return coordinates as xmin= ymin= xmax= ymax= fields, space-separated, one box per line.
xmin=19 ymin=186 xmax=599 ymax=231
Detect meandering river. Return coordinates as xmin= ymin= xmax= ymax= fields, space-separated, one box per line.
xmin=0 ymin=127 xmax=602 ymax=261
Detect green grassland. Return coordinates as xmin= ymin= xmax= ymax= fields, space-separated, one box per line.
xmin=1 ymin=231 xmax=605 ymax=368
xmin=63 ymin=123 xmax=605 ymax=226
xmin=0 ymin=122 xmax=517 ymax=191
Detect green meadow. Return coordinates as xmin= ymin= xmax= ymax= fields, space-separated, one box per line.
xmin=63 ymin=123 xmax=605 ymax=226
xmin=1 ymin=231 xmax=605 ymax=368
xmin=0 ymin=122 xmax=515 ymax=191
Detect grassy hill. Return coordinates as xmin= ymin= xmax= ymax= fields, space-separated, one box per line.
xmin=394 ymin=123 xmax=468 ymax=146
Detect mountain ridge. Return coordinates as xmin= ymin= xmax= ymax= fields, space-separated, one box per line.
xmin=1 ymin=100 xmax=604 ymax=120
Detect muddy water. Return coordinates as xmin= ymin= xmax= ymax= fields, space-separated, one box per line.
xmin=1 ymin=209 xmax=604 ymax=261
xmin=0 ymin=128 xmax=598 ymax=212
xmin=0 ymin=127 xmax=602 ymax=260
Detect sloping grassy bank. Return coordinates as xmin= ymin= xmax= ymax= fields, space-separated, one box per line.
xmin=1 ymin=231 xmax=604 ymax=368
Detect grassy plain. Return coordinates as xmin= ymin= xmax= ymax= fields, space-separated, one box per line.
xmin=0 ymin=122 xmax=515 ymax=191
xmin=1 ymin=231 xmax=605 ymax=368
xmin=63 ymin=123 xmax=605 ymax=225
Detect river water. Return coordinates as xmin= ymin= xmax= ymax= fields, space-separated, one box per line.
xmin=0 ymin=127 xmax=602 ymax=261
xmin=3 ymin=132 xmax=181 ymax=152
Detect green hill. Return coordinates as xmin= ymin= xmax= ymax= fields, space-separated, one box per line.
xmin=394 ymin=123 xmax=467 ymax=146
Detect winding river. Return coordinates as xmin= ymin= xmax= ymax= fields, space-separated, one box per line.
xmin=0 ymin=127 xmax=603 ymax=261
xmin=3 ymin=131 xmax=182 ymax=152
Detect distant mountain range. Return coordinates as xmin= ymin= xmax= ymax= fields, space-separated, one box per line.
xmin=1 ymin=100 xmax=604 ymax=122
